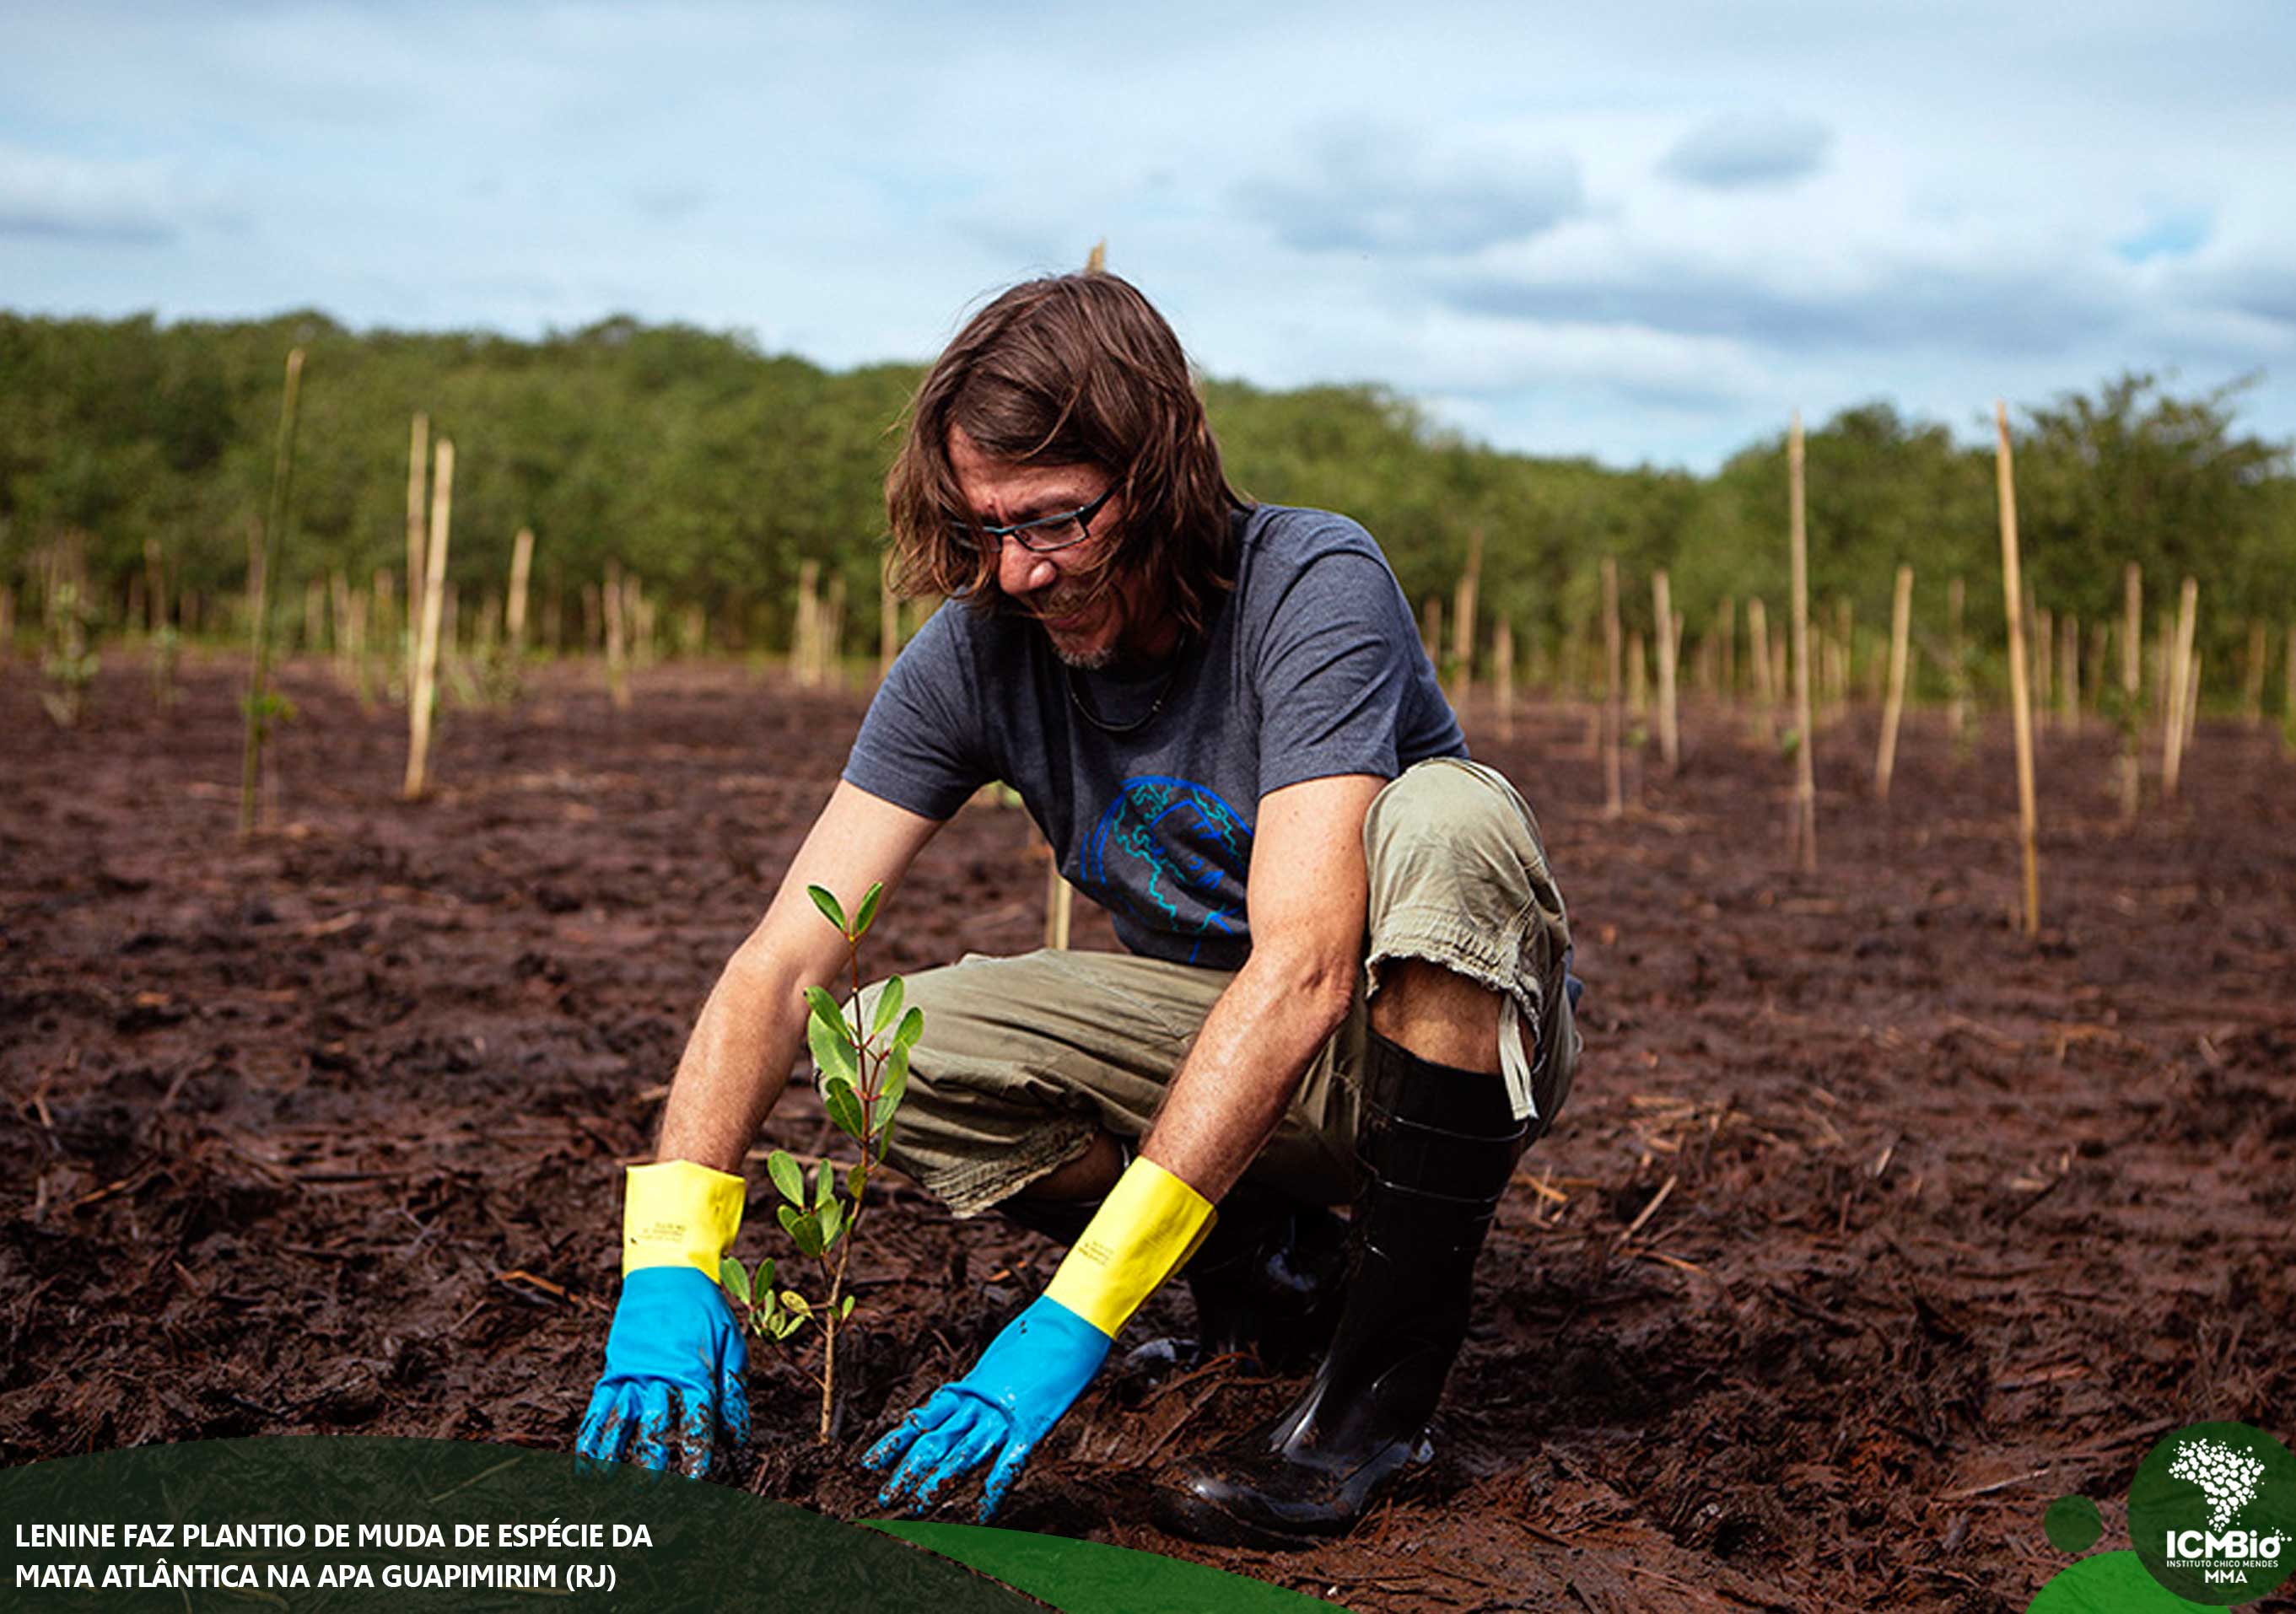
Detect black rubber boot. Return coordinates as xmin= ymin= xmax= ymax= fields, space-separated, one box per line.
xmin=1156 ymin=1031 xmax=1531 ymax=1547
xmin=1183 ymin=1184 xmax=1349 ymax=1372
xmin=999 ymin=1181 xmax=1346 ymax=1372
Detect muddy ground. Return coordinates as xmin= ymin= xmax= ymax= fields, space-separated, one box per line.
xmin=3 ymin=652 xmax=2291 ymax=1612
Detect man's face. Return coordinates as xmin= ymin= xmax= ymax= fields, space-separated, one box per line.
xmin=950 ymin=424 xmax=1172 ymax=669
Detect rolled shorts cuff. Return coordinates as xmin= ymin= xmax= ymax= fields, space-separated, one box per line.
xmin=900 ymin=1110 xmax=1100 ymax=1220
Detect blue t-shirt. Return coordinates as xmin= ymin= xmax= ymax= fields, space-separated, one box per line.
xmin=843 ymin=503 xmax=1466 ymax=969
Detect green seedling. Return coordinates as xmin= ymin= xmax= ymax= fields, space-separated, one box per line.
xmin=40 ymin=582 xmax=100 ymax=729
xmin=720 ymin=880 xmax=921 ymax=1442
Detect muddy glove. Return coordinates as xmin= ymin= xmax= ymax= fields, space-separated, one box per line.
xmin=866 ymin=1158 xmax=1214 ymax=1520
xmin=576 ymin=1160 xmax=747 ymax=1477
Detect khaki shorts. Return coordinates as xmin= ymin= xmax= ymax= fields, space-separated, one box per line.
xmin=834 ymin=757 xmax=1578 ymax=1217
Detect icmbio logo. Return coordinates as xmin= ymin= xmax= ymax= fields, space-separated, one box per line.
xmin=2128 ymin=1422 xmax=2296 ymax=1605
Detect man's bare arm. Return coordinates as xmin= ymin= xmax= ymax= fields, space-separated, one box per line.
xmin=655 ymin=782 xmax=944 ymax=1171
xmin=1139 ymin=773 xmax=1384 ymax=1200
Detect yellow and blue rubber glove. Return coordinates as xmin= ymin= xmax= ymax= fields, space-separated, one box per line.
xmin=865 ymin=1157 xmax=1214 ymax=1520
xmin=575 ymin=1160 xmax=747 ymax=1477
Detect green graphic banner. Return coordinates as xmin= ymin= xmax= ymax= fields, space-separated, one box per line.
xmin=0 ymin=1436 xmax=1332 ymax=1611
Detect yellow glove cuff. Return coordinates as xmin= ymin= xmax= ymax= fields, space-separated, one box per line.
xmin=1043 ymin=1158 xmax=1216 ymax=1338
xmin=622 ymin=1160 xmax=746 ymax=1278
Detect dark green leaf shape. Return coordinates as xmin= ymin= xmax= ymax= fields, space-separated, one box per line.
xmin=807 ymin=885 xmax=847 ymax=935
xmin=768 ymin=1150 xmax=806 ymax=1207
xmin=823 ymin=1082 xmax=865 ymax=1141
xmin=870 ymin=976 xmax=906 ymax=1039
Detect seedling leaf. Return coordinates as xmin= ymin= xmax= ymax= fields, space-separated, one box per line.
xmin=815 ymin=1159 xmax=836 ymax=1208
xmin=881 ymin=1043 xmax=910 ymax=1114
xmin=895 ymin=1006 xmax=924 ymax=1053
xmin=847 ymin=1163 xmax=868 ymax=1202
xmin=870 ymin=976 xmax=906 ymax=1039
xmin=720 ymin=1257 xmax=752 ymax=1305
xmin=768 ymin=1150 xmax=806 ymax=1208
xmin=808 ymin=1011 xmax=860 ymax=1090
xmin=819 ymin=1198 xmax=845 ymax=1250
xmin=806 ymin=885 xmax=848 ymax=935
xmin=780 ymin=1290 xmax=812 ymax=1318
xmin=777 ymin=1203 xmax=824 ymax=1256
xmin=839 ymin=1295 xmax=856 ymax=1321
xmin=854 ymin=882 xmax=882 ymax=939
xmin=823 ymin=1082 xmax=865 ymax=1141
xmin=806 ymin=987 xmax=858 ymax=1048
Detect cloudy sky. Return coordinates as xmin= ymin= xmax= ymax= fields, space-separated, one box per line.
xmin=3 ymin=0 xmax=2290 ymax=470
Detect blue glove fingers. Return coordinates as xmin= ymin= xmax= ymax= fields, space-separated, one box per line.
xmin=881 ymin=1399 xmax=992 ymax=1509
xmin=670 ymin=1388 xmax=716 ymax=1479
xmin=978 ymin=1434 xmax=1039 ymax=1523
xmin=629 ymin=1380 xmax=677 ymax=1472
xmin=913 ymin=1411 xmax=1007 ymax=1511
xmin=864 ymin=1389 xmax=962 ymax=1473
xmin=717 ymin=1338 xmax=751 ymax=1453
xmin=574 ymin=1382 xmax=636 ymax=1466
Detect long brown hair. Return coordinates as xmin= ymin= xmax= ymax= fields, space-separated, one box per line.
xmin=885 ymin=272 xmax=1248 ymax=637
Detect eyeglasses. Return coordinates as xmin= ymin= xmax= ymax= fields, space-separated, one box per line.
xmin=953 ymin=484 xmax=1118 ymax=554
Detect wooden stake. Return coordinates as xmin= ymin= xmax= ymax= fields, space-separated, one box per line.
xmin=404 ymin=437 xmax=454 ymax=799
xmin=1718 ymin=595 xmax=1737 ymax=699
xmin=1043 ymin=859 xmax=1075 ymax=950
xmin=879 ymin=551 xmax=899 ymax=682
xmin=2120 ymin=563 xmax=2142 ymax=820
xmin=1748 ymin=595 xmax=1774 ymax=726
xmin=1494 ymin=619 xmax=1516 ymax=741
xmin=330 ymin=570 xmax=353 ymax=680
xmin=1948 ymin=576 xmax=1967 ymax=743
xmin=1649 ymin=570 xmax=1679 ymax=772
xmin=1601 ymin=557 xmax=1623 ymax=820
xmin=603 ymin=559 xmax=631 ymax=710
xmin=143 ymin=537 xmax=167 ymax=632
xmin=794 ymin=560 xmax=820 ymax=686
xmin=2164 ymin=576 xmax=2197 ymax=798
xmin=2059 ymin=612 xmax=2080 ymax=734
xmin=1876 ymin=564 xmax=1913 ymax=799
xmin=1788 ymin=412 xmax=1816 ymax=871
xmin=405 ymin=412 xmax=428 ymax=695
xmin=1627 ymin=630 xmax=1647 ymax=718
xmin=240 ymin=347 xmax=305 ymax=837
xmin=506 ymin=527 xmax=534 ymax=658
xmin=2033 ymin=606 xmax=2053 ymax=732
xmin=2183 ymin=647 xmax=2203 ymax=767
xmin=2242 ymin=619 xmax=2268 ymax=726
xmin=822 ymin=572 xmax=846 ymax=685
xmin=1994 ymin=402 xmax=2040 ymax=935
xmin=374 ymin=569 xmax=394 ymax=660
xmin=1449 ymin=529 xmax=1482 ymax=709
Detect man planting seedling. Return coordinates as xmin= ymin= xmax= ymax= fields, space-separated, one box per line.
xmin=576 ymin=272 xmax=1581 ymax=1546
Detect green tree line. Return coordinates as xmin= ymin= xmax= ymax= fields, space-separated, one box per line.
xmin=1 ymin=309 xmax=2288 ymax=687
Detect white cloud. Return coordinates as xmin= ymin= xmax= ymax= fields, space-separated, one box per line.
xmin=1659 ymin=112 xmax=1831 ymax=190
xmin=0 ymin=145 xmax=179 ymax=244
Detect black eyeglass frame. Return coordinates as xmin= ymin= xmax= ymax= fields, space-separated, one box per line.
xmin=954 ymin=483 xmax=1119 ymax=554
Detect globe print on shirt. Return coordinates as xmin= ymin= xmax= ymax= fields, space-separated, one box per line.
xmin=1080 ymin=777 xmax=1254 ymax=965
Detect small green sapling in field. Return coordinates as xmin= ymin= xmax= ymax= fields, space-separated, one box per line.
xmin=720 ymin=880 xmax=922 ymax=1441
xmin=40 ymin=582 xmax=100 ymax=729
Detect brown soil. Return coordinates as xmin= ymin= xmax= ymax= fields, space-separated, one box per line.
xmin=4 ymin=654 xmax=2291 ymax=1612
